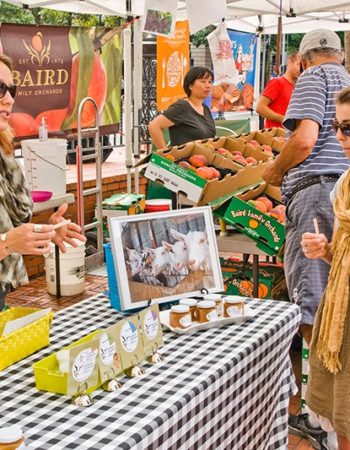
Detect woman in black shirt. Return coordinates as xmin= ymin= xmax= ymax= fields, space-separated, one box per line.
xmin=148 ymin=66 xmax=216 ymax=148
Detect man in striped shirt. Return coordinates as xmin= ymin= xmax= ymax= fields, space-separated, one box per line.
xmin=263 ymin=29 xmax=350 ymax=449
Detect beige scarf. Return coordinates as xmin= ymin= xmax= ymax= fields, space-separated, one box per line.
xmin=316 ymin=169 xmax=350 ymax=374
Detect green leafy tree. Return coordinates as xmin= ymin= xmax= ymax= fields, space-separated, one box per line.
xmin=190 ymin=25 xmax=215 ymax=47
xmin=0 ymin=3 xmax=124 ymax=27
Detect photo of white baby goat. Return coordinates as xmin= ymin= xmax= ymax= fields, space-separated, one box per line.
xmin=108 ymin=206 xmax=223 ymax=309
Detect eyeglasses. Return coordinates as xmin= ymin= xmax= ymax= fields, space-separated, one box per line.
xmin=332 ymin=119 xmax=350 ymax=137
xmin=0 ymin=81 xmax=17 ymax=99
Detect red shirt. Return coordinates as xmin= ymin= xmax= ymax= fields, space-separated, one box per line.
xmin=261 ymin=76 xmax=294 ymax=128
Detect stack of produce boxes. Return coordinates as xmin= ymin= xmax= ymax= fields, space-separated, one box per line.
xmin=139 ymin=139 xmax=268 ymax=205
xmin=220 ymin=257 xmax=288 ymax=301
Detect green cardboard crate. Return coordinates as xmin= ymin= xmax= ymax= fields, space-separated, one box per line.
xmin=220 ymin=258 xmax=288 ymax=300
xmin=138 ymin=142 xmax=267 ymax=205
xmin=213 ymin=183 xmax=285 ymax=257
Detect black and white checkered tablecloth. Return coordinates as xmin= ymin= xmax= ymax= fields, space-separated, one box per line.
xmin=0 ymin=294 xmax=300 ymax=450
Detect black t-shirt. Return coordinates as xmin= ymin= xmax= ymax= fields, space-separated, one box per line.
xmin=163 ymin=99 xmax=216 ymax=146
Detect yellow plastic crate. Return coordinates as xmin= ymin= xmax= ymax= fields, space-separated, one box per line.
xmin=0 ymin=307 xmax=53 ymax=371
xmin=33 ymin=330 xmax=101 ymax=395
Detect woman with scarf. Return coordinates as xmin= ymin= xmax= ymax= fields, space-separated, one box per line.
xmin=0 ymin=54 xmax=85 ymax=311
xmin=301 ymin=86 xmax=350 ymax=450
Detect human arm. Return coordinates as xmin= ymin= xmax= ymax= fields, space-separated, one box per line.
xmin=48 ymin=203 xmax=86 ymax=253
xmin=256 ymin=95 xmax=284 ymax=125
xmin=0 ymin=223 xmax=55 ymax=261
xmin=148 ymin=114 xmax=175 ymax=149
xmin=262 ymin=119 xmax=319 ymax=186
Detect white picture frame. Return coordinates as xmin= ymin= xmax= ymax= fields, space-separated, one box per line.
xmin=108 ymin=206 xmax=223 ymax=310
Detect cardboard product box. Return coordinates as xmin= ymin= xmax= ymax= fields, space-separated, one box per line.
xmin=265 ymin=127 xmax=286 ymax=138
xmin=237 ymin=129 xmax=283 ymax=157
xmin=212 ymin=183 xmax=285 ymax=257
xmin=96 ymin=193 xmax=145 ymax=238
xmin=139 ymin=142 xmax=268 ymax=205
xmin=200 ymin=136 xmax=272 ymax=163
xmin=102 ymin=193 xmax=146 ymax=215
xmin=220 ymin=257 xmax=288 ymax=300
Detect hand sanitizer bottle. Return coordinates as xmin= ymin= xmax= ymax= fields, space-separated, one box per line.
xmin=38 ymin=117 xmax=48 ymax=141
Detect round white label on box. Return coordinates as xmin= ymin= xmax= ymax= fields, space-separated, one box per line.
xmin=99 ymin=332 xmax=116 ymax=365
xmin=72 ymin=348 xmax=97 ymax=382
xmin=120 ymin=321 xmax=138 ymax=353
xmin=143 ymin=310 xmax=159 ymax=340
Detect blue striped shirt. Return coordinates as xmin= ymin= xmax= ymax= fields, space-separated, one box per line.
xmin=282 ymin=62 xmax=350 ymax=202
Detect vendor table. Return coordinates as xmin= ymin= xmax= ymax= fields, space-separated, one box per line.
xmin=0 ymin=294 xmax=300 ymax=450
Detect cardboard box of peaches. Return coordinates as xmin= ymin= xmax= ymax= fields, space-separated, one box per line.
xmin=212 ymin=181 xmax=286 ymax=257
xmin=220 ymin=257 xmax=289 ymax=301
xmin=238 ymin=127 xmax=286 ymax=156
xmin=137 ymin=137 xmax=271 ymax=205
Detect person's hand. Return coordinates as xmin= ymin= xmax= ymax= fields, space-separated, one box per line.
xmin=6 ymin=223 xmax=55 ymax=255
xmin=262 ymin=160 xmax=284 ymax=186
xmin=48 ymin=203 xmax=86 ymax=252
xmin=301 ymin=232 xmax=329 ymax=259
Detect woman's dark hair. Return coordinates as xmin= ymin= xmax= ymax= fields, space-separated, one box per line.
xmin=336 ymin=86 xmax=350 ymax=105
xmin=183 ymin=66 xmax=213 ymax=97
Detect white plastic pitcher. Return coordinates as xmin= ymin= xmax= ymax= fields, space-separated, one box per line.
xmin=45 ymin=239 xmax=85 ymax=296
xmin=21 ymin=139 xmax=67 ymax=196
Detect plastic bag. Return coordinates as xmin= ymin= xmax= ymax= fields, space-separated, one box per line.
xmin=207 ymin=22 xmax=238 ymax=85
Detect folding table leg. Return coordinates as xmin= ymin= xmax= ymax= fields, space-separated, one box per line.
xmin=252 ymin=255 xmax=259 ymax=298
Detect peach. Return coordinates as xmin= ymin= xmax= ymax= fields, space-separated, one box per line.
xmin=274 ymin=204 xmax=286 ymax=212
xmin=269 ymin=208 xmax=285 ymax=223
xmin=216 ymin=148 xmax=231 ymax=157
xmin=207 ymin=166 xmax=221 ymax=178
xmin=178 ymin=160 xmax=190 ymax=169
xmin=274 ymin=136 xmax=285 ymax=142
xmin=249 ymin=139 xmax=260 ymax=147
xmin=231 ymin=150 xmax=243 ymax=156
xmin=164 ymin=154 xmax=175 ymax=161
xmin=196 ymin=166 xmax=214 ymax=180
xmin=256 ymin=196 xmax=273 ymax=211
xmin=261 ymin=144 xmax=272 ymax=152
xmin=10 ymin=112 xmax=38 ymax=138
xmin=232 ymin=155 xmax=247 ymax=165
xmin=189 ymin=154 xmax=208 ymax=168
xmin=252 ymin=200 xmax=268 ymax=213
xmin=245 ymin=156 xmax=258 ymax=165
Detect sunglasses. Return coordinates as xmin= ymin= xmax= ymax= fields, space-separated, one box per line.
xmin=0 ymin=81 xmax=17 ymax=99
xmin=332 ymin=119 xmax=350 ymax=137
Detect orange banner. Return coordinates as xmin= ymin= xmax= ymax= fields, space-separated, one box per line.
xmin=156 ymin=20 xmax=189 ymax=111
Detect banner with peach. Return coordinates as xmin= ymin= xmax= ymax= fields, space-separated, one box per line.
xmin=0 ymin=23 xmax=122 ymax=139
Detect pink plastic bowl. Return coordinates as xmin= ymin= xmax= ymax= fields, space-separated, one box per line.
xmin=31 ymin=190 xmax=53 ymax=203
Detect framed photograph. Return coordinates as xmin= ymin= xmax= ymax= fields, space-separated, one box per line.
xmin=108 ymin=206 xmax=223 ymax=310
xmin=142 ymin=0 xmax=177 ymax=37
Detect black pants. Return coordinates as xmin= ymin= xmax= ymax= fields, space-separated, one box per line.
xmin=0 ymin=284 xmax=11 ymax=311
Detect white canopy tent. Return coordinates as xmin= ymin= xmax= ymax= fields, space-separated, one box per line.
xmin=4 ymin=0 xmax=350 ymax=33
xmin=5 ymin=0 xmax=350 ymax=191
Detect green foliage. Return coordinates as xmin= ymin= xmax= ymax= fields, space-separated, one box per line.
xmin=0 ymin=2 xmax=125 ymax=27
xmin=0 ymin=3 xmax=34 ymax=24
xmin=190 ymin=25 xmax=215 ymax=47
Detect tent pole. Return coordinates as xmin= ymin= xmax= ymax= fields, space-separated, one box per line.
xmin=123 ymin=26 xmax=133 ymax=193
xmin=253 ymin=32 xmax=262 ymax=131
xmin=133 ymin=18 xmax=143 ymax=194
